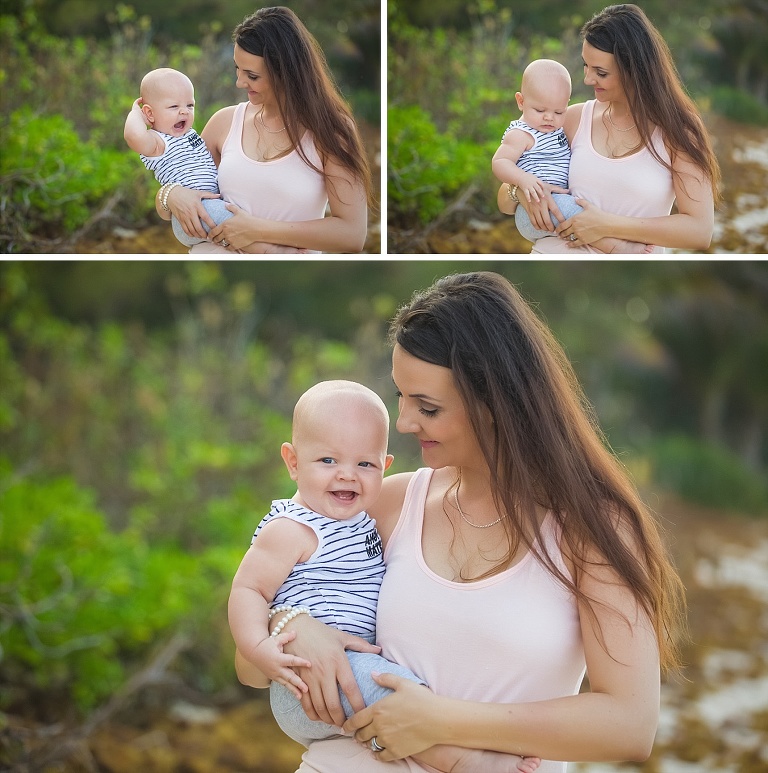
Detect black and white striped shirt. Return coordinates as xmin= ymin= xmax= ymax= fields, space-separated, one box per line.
xmin=140 ymin=129 xmax=219 ymax=192
xmin=253 ymin=500 xmax=385 ymax=640
xmin=502 ymin=119 xmax=572 ymax=188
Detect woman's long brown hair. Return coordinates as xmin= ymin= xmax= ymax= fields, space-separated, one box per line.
xmin=390 ymin=272 xmax=687 ymax=673
xmin=582 ymin=4 xmax=720 ymax=202
xmin=233 ymin=7 xmax=372 ymax=205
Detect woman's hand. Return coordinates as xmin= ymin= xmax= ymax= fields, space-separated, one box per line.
xmin=280 ymin=614 xmax=381 ymax=728
xmin=165 ymin=185 xmax=220 ymax=239
xmin=343 ymin=673 xmax=440 ymax=762
xmin=517 ymin=184 xmax=569 ymax=232
xmin=555 ymin=199 xmax=611 ymax=247
xmin=207 ymin=203 xmax=263 ymax=252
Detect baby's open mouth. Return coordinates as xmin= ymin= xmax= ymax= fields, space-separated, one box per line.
xmin=174 ymin=120 xmax=186 ymax=130
xmin=331 ymin=491 xmax=358 ymax=502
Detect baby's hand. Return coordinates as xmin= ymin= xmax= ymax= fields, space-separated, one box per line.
xmin=251 ymin=631 xmax=312 ymax=699
xmin=519 ymin=172 xmax=546 ymax=203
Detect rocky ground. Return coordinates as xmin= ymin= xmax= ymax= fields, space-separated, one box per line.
xmin=6 ymin=494 xmax=765 ymax=773
xmin=387 ymin=114 xmax=768 ymax=255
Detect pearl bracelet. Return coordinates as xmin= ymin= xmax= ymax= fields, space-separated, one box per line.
xmin=270 ymin=606 xmax=312 ymax=637
xmin=268 ymin=604 xmax=295 ymax=620
xmin=160 ymin=182 xmax=180 ymax=212
xmin=506 ymin=183 xmax=520 ymax=203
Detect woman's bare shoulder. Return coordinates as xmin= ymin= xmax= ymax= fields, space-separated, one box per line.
xmin=369 ymin=471 xmax=417 ymax=541
xmin=564 ymin=102 xmax=586 ymax=143
xmin=202 ymin=105 xmax=238 ymax=141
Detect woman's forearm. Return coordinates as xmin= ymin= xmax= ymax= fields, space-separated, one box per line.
xmin=255 ymin=214 xmax=366 ymax=254
xmin=428 ymin=690 xmax=657 ymax=762
xmin=602 ymin=210 xmax=713 ymax=251
xmin=497 ymin=184 xmax=518 ymax=216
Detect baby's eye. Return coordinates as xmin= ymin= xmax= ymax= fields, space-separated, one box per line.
xmin=320 ymin=457 xmax=335 ymax=464
xmin=358 ymin=461 xmax=374 ymax=468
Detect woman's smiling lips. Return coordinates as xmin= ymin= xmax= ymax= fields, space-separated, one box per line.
xmin=420 ymin=440 xmax=439 ymax=449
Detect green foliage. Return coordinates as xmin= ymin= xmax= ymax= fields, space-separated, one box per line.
xmin=0 ymin=466 xmax=234 ymax=711
xmin=648 ymin=435 xmax=768 ymax=516
xmin=709 ymin=86 xmax=768 ymax=126
xmin=0 ymin=108 xmax=143 ymax=249
xmin=388 ymin=105 xmax=495 ymax=225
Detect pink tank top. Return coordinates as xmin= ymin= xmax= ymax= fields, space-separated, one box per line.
xmin=190 ymin=101 xmax=328 ymax=254
xmin=298 ymin=468 xmax=586 ymax=773
xmin=533 ymin=99 xmax=675 ymax=254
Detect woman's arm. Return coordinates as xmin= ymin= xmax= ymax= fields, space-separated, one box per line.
xmin=557 ymin=150 xmax=714 ymax=251
xmin=344 ymin=542 xmax=660 ymax=762
xmin=207 ymin=154 xmax=368 ymax=254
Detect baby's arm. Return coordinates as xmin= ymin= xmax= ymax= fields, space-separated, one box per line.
xmin=123 ymin=98 xmax=165 ymax=157
xmin=491 ymin=129 xmax=548 ymax=204
xmin=228 ymin=517 xmax=317 ymax=697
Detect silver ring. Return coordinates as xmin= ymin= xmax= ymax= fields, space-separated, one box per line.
xmin=370 ymin=736 xmax=385 ymax=752
xmin=221 ymin=239 xmax=230 ymax=247
xmin=569 ymin=234 xmax=576 ymax=242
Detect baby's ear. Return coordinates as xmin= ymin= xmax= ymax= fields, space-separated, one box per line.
xmin=280 ymin=442 xmax=299 ymax=480
xmin=141 ymin=104 xmax=155 ymax=125
xmin=515 ymin=92 xmax=524 ymax=111
xmin=384 ymin=454 xmax=394 ymax=471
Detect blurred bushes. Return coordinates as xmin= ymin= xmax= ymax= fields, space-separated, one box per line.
xmin=0 ymin=468 xmax=227 ymax=711
xmin=709 ymin=86 xmax=768 ymax=126
xmin=0 ymin=108 xmax=146 ymax=251
xmin=648 ymin=435 xmax=768 ymax=515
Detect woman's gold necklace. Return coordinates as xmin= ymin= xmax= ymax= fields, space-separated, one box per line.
xmin=255 ymin=106 xmax=287 ymax=134
xmin=452 ymin=476 xmax=506 ymax=529
xmin=606 ymin=103 xmax=636 ymax=132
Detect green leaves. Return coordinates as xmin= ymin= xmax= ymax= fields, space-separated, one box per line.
xmin=0 ymin=108 xmax=140 ymax=244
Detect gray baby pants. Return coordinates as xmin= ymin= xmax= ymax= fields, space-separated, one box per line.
xmin=270 ymin=650 xmax=425 ymax=747
xmin=515 ymin=192 xmax=584 ymax=242
xmin=171 ymin=198 xmax=233 ymax=247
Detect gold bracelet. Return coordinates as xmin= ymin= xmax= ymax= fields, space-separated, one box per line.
xmin=506 ymin=183 xmax=520 ymax=203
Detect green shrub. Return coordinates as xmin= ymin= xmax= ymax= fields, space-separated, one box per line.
xmin=0 ymin=108 xmax=143 ymax=250
xmin=388 ymin=104 xmax=495 ymax=225
xmin=709 ymin=86 xmax=768 ymax=126
xmin=0 ymin=466 xmax=233 ymax=712
xmin=648 ymin=435 xmax=768 ymax=516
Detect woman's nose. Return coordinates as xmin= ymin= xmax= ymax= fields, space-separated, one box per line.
xmin=396 ymin=408 xmax=419 ymax=434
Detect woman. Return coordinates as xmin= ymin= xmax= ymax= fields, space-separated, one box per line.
xmin=236 ymin=272 xmax=687 ymax=771
xmin=498 ymin=4 xmax=720 ymax=253
xmin=159 ymin=6 xmax=370 ymax=254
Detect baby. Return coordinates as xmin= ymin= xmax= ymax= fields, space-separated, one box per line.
xmin=492 ymin=58 xmax=650 ymax=253
xmin=229 ymin=380 xmax=540 ymax=773
xmin=123 ymin=67 xmax=232 ymax=248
